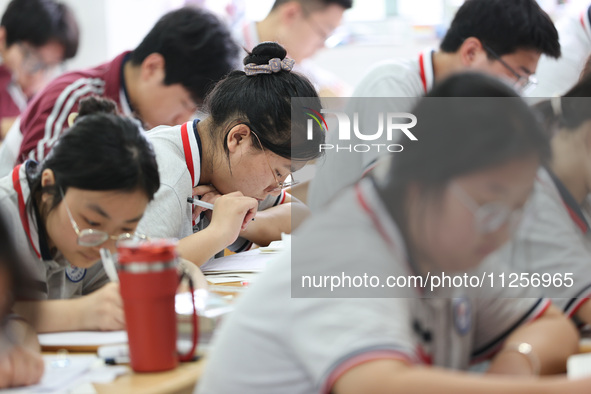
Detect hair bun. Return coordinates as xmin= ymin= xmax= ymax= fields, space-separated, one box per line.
xmin=77 ymin=96 xmax=118 ymax=119
xmin=243 ymin=41 xmax=287 ymax=66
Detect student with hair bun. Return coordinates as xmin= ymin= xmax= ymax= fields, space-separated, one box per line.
xmin=493 ymin=74 xmax=591 ymax=325
xmin=0 ymin=96 xmax=160 ymax=333
xmin=137 ymin=41 xmax=325 ymax=266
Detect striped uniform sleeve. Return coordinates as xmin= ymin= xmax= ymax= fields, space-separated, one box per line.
xmin=18 ymin=77 xmax=106 ymax=164
xmin=226 ymin=191 xmax=288 ymax=253
xmin=287 ymin=298 xmax=417 ymax=394
xmin=471 ymin=297 xmax=551 ymax=363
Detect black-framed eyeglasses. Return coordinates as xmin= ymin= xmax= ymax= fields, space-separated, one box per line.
xmin=481 ymin=42 xmax=538 ymax=94
xmin=60 ymin=188 xmax=148 ymax=247
xmin=237 ymin=123 xmax=299 ymax=193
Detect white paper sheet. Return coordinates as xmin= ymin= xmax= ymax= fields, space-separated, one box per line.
xmin=38 ymin=331 xmax=128 ymax=348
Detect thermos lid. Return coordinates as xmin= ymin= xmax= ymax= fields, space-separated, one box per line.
xmin=117 ymin=238 xmax=178 ymax=264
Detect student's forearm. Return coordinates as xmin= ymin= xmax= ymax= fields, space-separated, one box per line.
xmin=13 ymin=299 xmax=86 ymax=333
xmin=240 ymin=200 xmax=310 ymax=246
xmin=333 ymin=360 xmax=589 ymax=394
xmin=239 ymin=203 xmax=293 ymax=246
xmin=487 ymin=306 xmax=578 ymax=375
xmin=177 ymin=227 xmax=229 ymax=266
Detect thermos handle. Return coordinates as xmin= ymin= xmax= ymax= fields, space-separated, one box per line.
xmin=178 ymin=270 xmax=199 ymax=362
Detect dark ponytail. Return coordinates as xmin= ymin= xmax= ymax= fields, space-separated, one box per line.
xmin=26 ymin=96 xmax=160 ymax=217
xmin=203 ymin=41 xmax=325 ymax=162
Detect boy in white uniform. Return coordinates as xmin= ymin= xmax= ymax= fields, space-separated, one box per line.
xmin=308 ymin=0 xmax=560 ymax=211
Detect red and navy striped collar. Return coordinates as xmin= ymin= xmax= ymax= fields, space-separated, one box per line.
xmin=547 ymin=168 xmax=590 ymax=234
xmin=180 ymin=119 xmax=203 ymax=188
xmin=12 ymin=162 xmax=53 ymax=261
xmin=418 ymin=49 xmax=435 ymax=94
xmin=354 ymin=177 xmax=424 ymax=294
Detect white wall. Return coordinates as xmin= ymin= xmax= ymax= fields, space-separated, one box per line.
xmin=0 ymin=0 xmax=182 ymax=70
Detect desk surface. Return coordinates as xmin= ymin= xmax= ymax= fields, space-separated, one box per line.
xmin=91 ymin=283 xmax=242 ymax=394
xmin=94 ymin=357 xmax=205 ymax=394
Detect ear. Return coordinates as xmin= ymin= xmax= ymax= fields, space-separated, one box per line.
xmin=457 ymin=37 xmax=486 ymax=67
xmin=40 ymin=169 xmax=56 ymax=204
xmin=41 ymin=169 xmax=55 ymax=187
xmin=139 ymin=53 xmax=166 ymax=83
xmin=226 ymin=124 xmax=253 ymax=154
xmin=278 ymin=1 xmax=304 ymax=26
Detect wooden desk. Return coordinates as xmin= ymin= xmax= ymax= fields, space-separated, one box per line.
xmin=94 ymin=357 xmax=205 ymax=394
xmin=92 ymin=283 xmax=241 ymax=393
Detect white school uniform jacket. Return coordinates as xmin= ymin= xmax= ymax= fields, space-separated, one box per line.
xmin=493 ymin=167 xmax=591 ymax=317
xmin=528 ymin=5 xmax=591 ymax=100
xmin=307 ymin=49 xmax=434 ymax=212
xmin=0 ymin=162 xmax=108 ymax=299
xmin=196 ymin=178 xmax=548 ymax=394
xmin=137 ymin=120 xmax=286 ymax=252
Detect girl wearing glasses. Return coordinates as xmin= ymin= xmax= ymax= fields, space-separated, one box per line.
xmin=197 ymin=73 xmax=591 ymax=394
xmin=492 ymin=73 xmax=591 ymax=326
xmin=0 ymin=97 xmax=160 ymax=333
xmin=136 ymin=41 xmax=324 ymax=266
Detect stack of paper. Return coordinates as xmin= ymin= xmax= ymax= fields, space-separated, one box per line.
xmin=200 ymin=249 xmax=274 ymax=274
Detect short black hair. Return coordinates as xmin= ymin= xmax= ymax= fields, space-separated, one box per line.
xmin=1 ymin=0 xmax=79 ymax=59
xmin=270 ymin=0 xmax=353 ymax=12
xmin=129 ymin=7 xmax=240 ymax=104
xmin=440 ymin=0 xmax=560 ymax=59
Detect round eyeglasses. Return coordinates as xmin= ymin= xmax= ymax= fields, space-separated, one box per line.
xmin=60 ymin=188 xmax=148 ymax=247
xmin=451 ymin=183 xmax=526 ymax=234
xmin=238 ymin=122 xmax=300 ymax=193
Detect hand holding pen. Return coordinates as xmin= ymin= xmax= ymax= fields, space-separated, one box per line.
xmin=187 ymin=190 xmax=258 ymax=244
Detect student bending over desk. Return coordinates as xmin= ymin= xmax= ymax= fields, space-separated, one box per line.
xmin=197 ymin=74 xmax=591 ymax=394
xmin=136 ymin=42 xmax=325 ymax=266
xmin=2 ymin=97 xmax=160 ymax=333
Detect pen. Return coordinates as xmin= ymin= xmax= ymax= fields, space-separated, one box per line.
xmin=100 ymin=248 xmax=119 ymax=282
xmin=187 ymin=197 xmax=214 ymax=210
xmin=104 ymin=356 xmax=130 ymax=365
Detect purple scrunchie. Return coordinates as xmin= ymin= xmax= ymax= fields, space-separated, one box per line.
xmin=244 ymin=57 xmax=296 ymax=76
